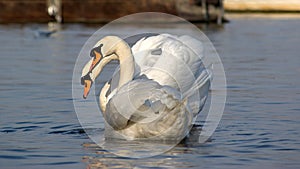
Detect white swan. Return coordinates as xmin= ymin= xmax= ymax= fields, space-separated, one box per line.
xmin=81 ymin=34 xmax=211 ymax=140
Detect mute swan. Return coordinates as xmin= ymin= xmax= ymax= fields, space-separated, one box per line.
xmin=81 ymin=34 xmax=211 ymax=140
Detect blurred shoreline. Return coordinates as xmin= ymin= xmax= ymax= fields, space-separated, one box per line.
xmin=0 ymin=0 xmax=222 ymax=23
xmin=0 ymin=0 xmax=299 ymax=24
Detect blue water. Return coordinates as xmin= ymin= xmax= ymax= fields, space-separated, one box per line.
xmin=1 ymin=14 xmax=300 ymax=168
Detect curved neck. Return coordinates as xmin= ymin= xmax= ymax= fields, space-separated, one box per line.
xmin=93 ymin=36 xmax=134 ymax=112
xmin=114 ymin=41 xmax=135 ymax=89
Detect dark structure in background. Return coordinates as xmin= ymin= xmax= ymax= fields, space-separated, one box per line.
xmin=0 ymin=0 xmax=224 ymax=24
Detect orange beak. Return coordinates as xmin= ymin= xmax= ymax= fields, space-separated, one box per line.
xmin=83 ymin=80 xmax=92 ymax=99
xmin=83 ymin=49 xmax=101 ymax=99
xmin=89 ymin=51 xmax=102 ymax=71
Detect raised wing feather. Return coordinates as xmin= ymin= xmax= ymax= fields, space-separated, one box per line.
xmin=131 ymin=34 xmax=211 ymax=116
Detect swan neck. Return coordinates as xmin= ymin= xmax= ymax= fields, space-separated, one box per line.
xmin=115 ymin=42 xmax=134 ymax=89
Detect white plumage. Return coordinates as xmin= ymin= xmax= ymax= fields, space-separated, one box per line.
xmin=81 ymin=34 xmax=211 ymax=140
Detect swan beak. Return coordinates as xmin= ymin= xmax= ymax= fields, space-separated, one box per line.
xmin=83 ymin=80 xmax=92 ymax=99
xmin=89 ymin=50 xmax=102 ymax=71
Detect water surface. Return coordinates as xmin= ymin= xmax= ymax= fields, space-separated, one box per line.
xmin=0 ymin=14 xmax=300 ymax=168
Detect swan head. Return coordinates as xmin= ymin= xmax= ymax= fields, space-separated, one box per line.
xmin=81 ymin=73 xmax=92 ymax=99
xmin=81 ymin=41 xmax=118 ymax=99
xmin=81 ymin=36 xmax=133 ymax=99
xmin=81 ymin=44 xmax=105 ymax=99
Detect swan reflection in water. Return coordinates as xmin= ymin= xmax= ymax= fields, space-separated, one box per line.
xmin=82 ymin=125 xmax=212 ymax=169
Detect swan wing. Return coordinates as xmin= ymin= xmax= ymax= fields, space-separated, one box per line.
xmin=131 ymin=34 xmax=211 ymax=116
xmin=132 ymin=34 xmax=208 ymax=91
xmin=104 ymin=79 xmax=192 ymax=132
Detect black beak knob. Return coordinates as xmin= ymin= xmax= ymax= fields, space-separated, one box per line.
xmin=80 ymin=73 xmax=92 ymax=85
xmin=90 ymin=44 xmax=103 ymax=57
